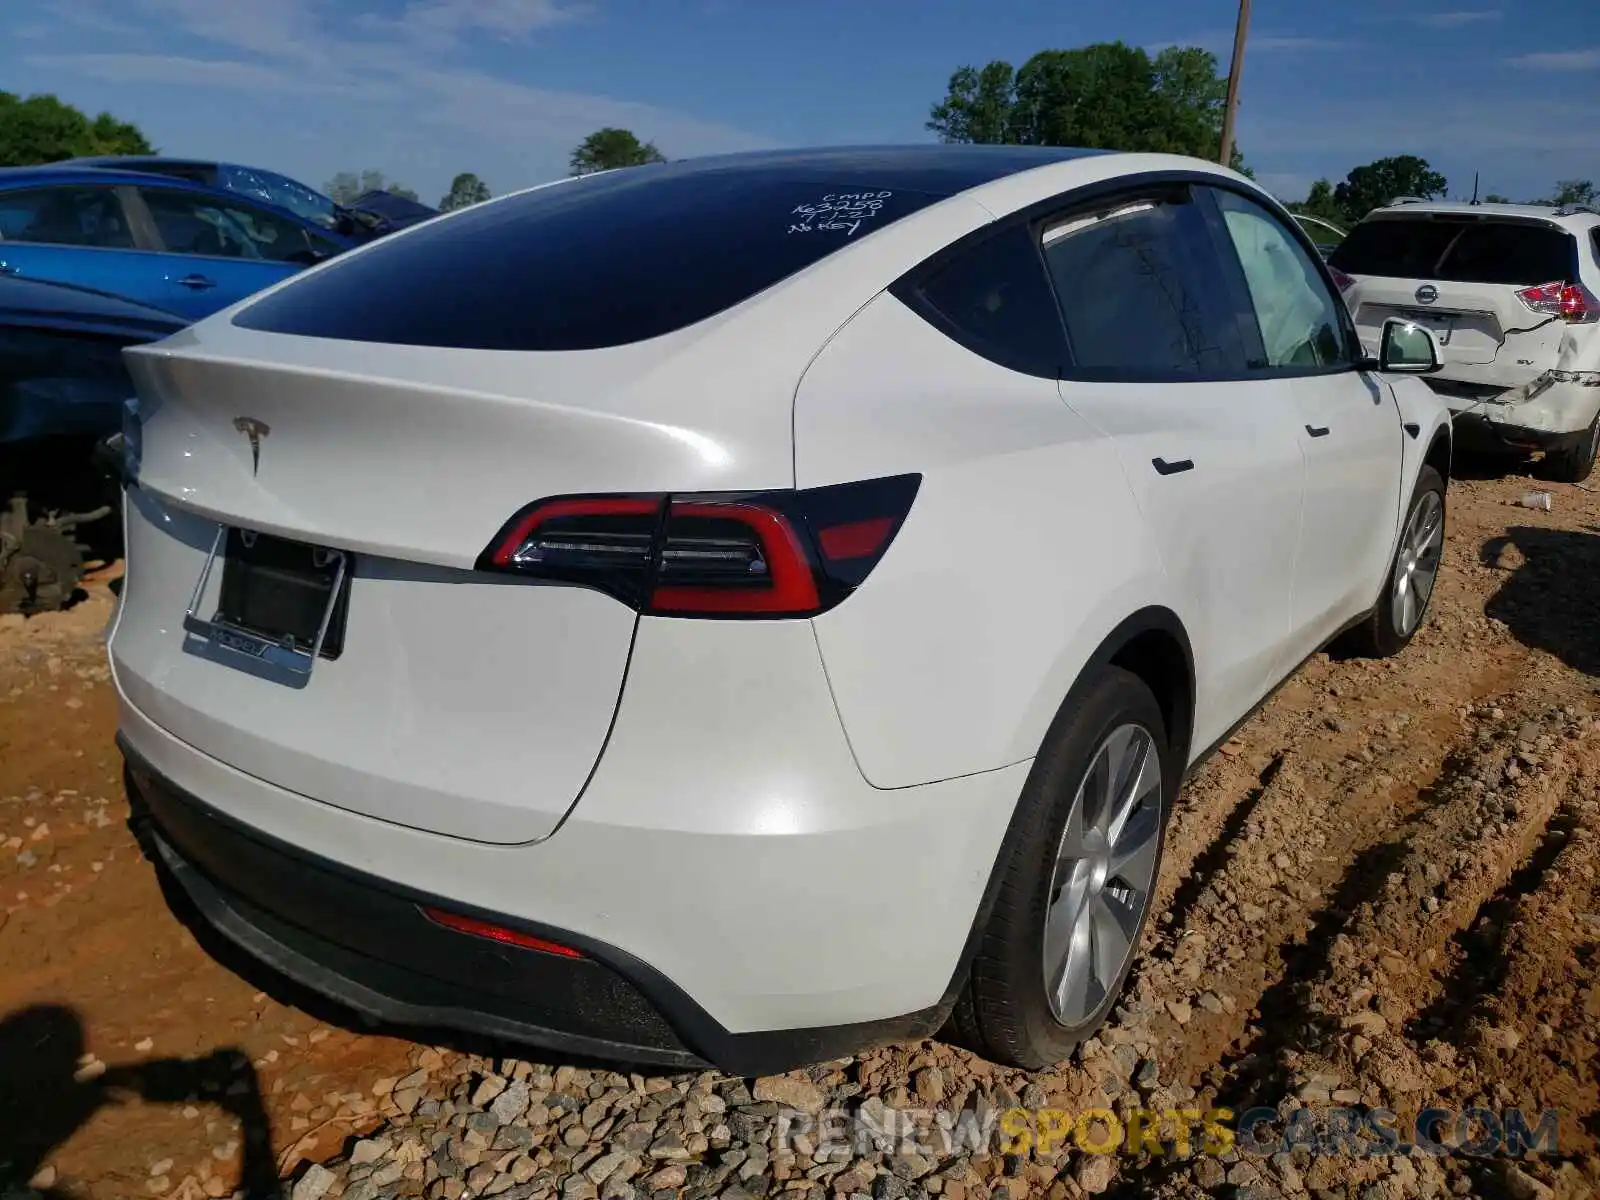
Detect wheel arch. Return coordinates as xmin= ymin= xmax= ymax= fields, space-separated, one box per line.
xmin=1099 ymin=607 xmax=1197 ymax=771
xmin=934 ymin=603 xmax=1195 ymax=1017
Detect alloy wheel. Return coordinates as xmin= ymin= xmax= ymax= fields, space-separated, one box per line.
xmin=1392 ymin=489 xmax=1444 ymax=637
xmin=1042 ymin=723 xmax=1162 ymax=1026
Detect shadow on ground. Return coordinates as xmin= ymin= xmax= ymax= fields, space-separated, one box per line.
xmin=0 ymin=1005 xmax=279 ymax=1198
xmin=1481 ymin=525 xmax=1600 ymax=677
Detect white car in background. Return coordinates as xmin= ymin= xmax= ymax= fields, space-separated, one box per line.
xmin=111 ymin=146 xmax=1453 ymax=1073
xmin=1331 ymin=200 xmax=1600 ymax=481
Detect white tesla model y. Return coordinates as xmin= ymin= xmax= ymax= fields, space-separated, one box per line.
xmin=111 ymin=146 xmax=1453 ymax=1073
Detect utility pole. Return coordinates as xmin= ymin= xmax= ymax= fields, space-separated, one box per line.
xmin=1218 ymin=0 xmax=1252 ymax=168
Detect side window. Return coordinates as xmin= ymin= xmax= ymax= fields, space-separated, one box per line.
xmin=141 ymin=189 xmax=316 ymax=263
xmin=907 ymin=224 xmax=1069 ymax=378
xmin=1210 ymin=188 xmax=1353 ymax=370
xmin=0 ymin=187 xmax=135 ymax=249
xmin=1040 ymin=190 xmax=1247 ymax=379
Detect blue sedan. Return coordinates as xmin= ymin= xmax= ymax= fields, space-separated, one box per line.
xmin=0 ymin=166 xmax=356 ymax=320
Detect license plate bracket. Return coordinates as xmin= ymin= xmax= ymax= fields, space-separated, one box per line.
xmin=183 ymin=526 xmax=350 ymax=676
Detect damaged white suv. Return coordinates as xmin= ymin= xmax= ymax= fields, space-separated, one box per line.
xmin=1332 ymin=201 xmax=1600 ymax=481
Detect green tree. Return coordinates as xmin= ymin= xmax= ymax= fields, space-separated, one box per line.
xmin=569 ymin=128 xmax=667 ymax=176
xmin=1288 ymin=179 xmax=1344 ymax=225
xmin=324 ymin=170 xmax=418 ymax=205
xmin=439 ymin=172 xmax=491 ymax=211
xmin=0 ymin=91 xmax=153 ymax=166
xmin=1333 ymin=156 xmax=1447 ymax=224
xmin=1484 ymin=193 xmax=1511 ymax=204
xmin=928 ymin=42 xmax=1245 ymax=169
xmin=927 ymin=61 xmax=1018 ymax=144
xmin=1548 ymin=179 xmax=1596 ymax=207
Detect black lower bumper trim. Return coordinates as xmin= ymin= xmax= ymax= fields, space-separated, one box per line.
xmin=119 ymin=735 xmax=948 ymax=1075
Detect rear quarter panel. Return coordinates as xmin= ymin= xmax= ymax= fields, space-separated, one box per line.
xmin=795 ymin=291 xmax=1168 ymax=790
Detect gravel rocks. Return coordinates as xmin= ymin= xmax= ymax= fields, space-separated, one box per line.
xmin=751 ymin=1074 xmax=826 ymax=1113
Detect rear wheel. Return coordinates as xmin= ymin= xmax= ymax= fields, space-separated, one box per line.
xmin=1545 ymin=410 xmax=1600 ymax=484
xmin=948 ymin=667 xmax=1171 ymax=1068
xmin=1341 ymin=464 xmax=1445 ymax=658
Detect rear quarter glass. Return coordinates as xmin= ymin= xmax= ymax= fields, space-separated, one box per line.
xmin=231 ymin=169 xmax=948 ymax=351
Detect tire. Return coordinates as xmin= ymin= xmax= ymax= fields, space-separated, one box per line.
xmin=947 ymin=667 xmax=1173 ymax=1068
xmin=1341 ymin=464 xmax=1446 ymax=658
xmin=1545 ymin=410 xmax=1600 ymax=484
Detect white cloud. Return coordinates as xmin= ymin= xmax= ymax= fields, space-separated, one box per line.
xmin=1253 ymin=36 xmax=1351 ymax=51
xmin=1507 ymin=47 xmax=1600 ymax=71
xmin=25 ymin=0 xmax=774 ymax=201
xmin=1146 ymin=31 xmax=1352 ymax=55
xmin=1242 ymin=93 xmax=1594 ymax=157
xmin=1414 ymin=10 xmax=1501 ymax=28
xmin=395 ymin=0 xmax=588 ymax=43
xmin=28 ymin=52 xmax=323 ymax=93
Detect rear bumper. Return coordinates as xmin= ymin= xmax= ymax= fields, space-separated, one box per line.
xmin=123 ymin=742 xmax=704 ymax=1068
xmin=113 ymin=669 xmax=1028 ymax=1073
xmin=1450 ymin=412 xmax=1583 ymax=453
xmin=122 ymin=738 xmax=964 ymax=1075
xmin=1433 ymin=377 xmax=1600 ymax=447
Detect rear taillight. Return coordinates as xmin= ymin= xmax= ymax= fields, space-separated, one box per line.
xmin=1514 ymin=280 xmax=1600 ymax=323
xmin=1327 ymin=266 xmax=1356 ymax=293
xmin=478 ymin=474 xmax=920 ymax=618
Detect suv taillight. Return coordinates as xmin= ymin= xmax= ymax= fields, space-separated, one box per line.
xmin=478 ymin=474 xmax=921 ymax=618
xmin=1327 ymin=266 xmax=1356 ymax=293
xmin=1514 ymin=280 xmax=1600 ymax=324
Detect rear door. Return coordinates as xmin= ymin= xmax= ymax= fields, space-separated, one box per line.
xmin=127 ymin=185 xmax=334 ymax=318
xmin=1208 ymin=186 xmax=1402 ymax=651
xmin=1040 ymin=184 xmax=1308 ymax=746
xmin=1334 ymin=215 xmax=1580 ymax=388
xmin=0 ymin=183 xmax=163 ymax=305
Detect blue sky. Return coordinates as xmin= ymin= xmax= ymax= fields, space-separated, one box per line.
xmin=6 ymin=0 xmax=1596 ymax=209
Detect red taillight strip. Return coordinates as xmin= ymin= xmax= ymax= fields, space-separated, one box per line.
xmin=421 ymin=906 xmax=585 ymax=958
xmin=488 ymin=496 xmax=661 ymax=567
xmin=649 ymin=502 xmax=821 ymax=615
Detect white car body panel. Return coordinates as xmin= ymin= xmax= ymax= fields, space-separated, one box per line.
xmin=1284 ymin=373 xmax=1405 ymax=652
xmin=1055 ymin=375 xmax=1304 ymax=756
xmin=796 ymin=291 xmax=1166 ymax=788
xmin=114 ymin=614 xmax=1028 ymax=1031
xmin=107 ymin=146 xmax=1455 ymax=1061
xmin=113 ymin=485 xmax=634 ymax=843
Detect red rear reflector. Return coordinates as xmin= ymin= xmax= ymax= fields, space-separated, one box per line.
xmin=422 ymin=907 xmax=584 ymax=958
xmin=818 ymin=516 xmax=896 ymax=561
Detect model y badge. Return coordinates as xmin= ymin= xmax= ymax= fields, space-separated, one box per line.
xmin=233 ymin=417 xmax=270 ymax=476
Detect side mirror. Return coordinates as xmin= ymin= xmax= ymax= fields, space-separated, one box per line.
xmin=1378 ymin=319 xmax=1441 ymax=374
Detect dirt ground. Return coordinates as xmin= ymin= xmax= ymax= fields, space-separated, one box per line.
xmin=2 ymin=463 xmax=1598 ymax=1200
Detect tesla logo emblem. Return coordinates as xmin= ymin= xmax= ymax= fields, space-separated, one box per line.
xmin=1414 ymin=284 xmax=1439 ymax=305
xmin=233 ymin=417 xmax=270 ymax=476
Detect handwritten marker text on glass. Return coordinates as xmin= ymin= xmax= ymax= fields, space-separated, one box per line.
xmin=788 ymin=191 xmax=894 ymax=237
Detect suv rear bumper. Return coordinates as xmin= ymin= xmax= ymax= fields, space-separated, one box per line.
xmin=123 ymin=738 xmax=958 ymax=1075
xmin=1431 ymin=375 xmax=1600 ymax=447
